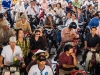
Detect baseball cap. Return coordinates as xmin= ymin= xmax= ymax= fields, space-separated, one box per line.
xmin=37 ymin=55 xmax=46 ymax=62
xmin=9 ymin=36 xmax=16 ymax=42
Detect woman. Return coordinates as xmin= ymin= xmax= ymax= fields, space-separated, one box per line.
xmin=16 ymin=28 xmax=30 ymax=75
xmin=63 ymin=12 xmax=71 ymax=25
xmin=30 ymin=29 xmax=45 ymax=51
xmin=44 ymin=14 xmax=54 ymax=29
xmin=40 ymin=0 xmax=48 ymax=10
xmin=76 ymin=8 xmax=84 ymax=23
xmin=65 ymin=13 xmax=79 ymax=28
xmin=37 ymin=26 xmax=47 ymax=48
xmin=54 ymin=3 xmax=65 ymax=17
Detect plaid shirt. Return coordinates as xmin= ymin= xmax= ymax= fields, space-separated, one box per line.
xmin=16 ymin=38 xmax=30 ymax=57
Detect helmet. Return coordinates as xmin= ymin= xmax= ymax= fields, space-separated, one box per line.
xmin=69 ymin=22 xmax=77 ymax=29
xmin=47 ymin=14 xmax=53 ymax=17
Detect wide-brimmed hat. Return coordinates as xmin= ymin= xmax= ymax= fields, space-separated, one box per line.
xmin=32 ymin=49 xmax=49 ymax=60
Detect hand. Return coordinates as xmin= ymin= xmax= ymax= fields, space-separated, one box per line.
xmin=62 ymin=64 xmax=66 ymax=68
xmin=27 ymin=49 xmax=30 ymax=53
xmin=84 ymin=46 xmax=87 ymax=49
xmin=0 ymin=63 xmax=3 ymax=67
xmin=71 ymin=53 xmax=76 ymax=58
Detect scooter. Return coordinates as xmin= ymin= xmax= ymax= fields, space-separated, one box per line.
xmin=85 ymin=48 xmax=99 ymax=75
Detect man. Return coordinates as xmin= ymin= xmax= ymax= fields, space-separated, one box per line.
xmin=14 ymin=0 xmax=25 ymax=22
xmin=28 ymin=55 xmax=53 ymax=75
xmin=26 ymin=0 xmax=39 ymax=17
xmin=72 ymin=0 xmax=80 ymax=8
xmin=2 ymin=0 xmax=11 ymax=9
xmin=54 ymin=22 xmax=79 ymax=61
xmin=88 ymin=11 xmax=100 ymax=28
xmin=26 ymin=49 xmax=50 ymax=72
xmin=0 ymin=20 xmax=15 ymax=45
xmin=0 ymin=36 xmax=25 ymax=66
xmin=0 ymin=3 xmax=6 ymax=13
xmin=15 ymin=14 xmax=32 ymax=34
xmin=59 ymin=44 xmax=78 ymax=75
xmin=80 ymin=26 xmax=99 ymax=65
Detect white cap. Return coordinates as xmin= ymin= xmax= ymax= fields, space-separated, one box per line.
xmin=9 ymin=36 xmax=16 ymax=42
xmin=2 ymin=20 xmax=10 ymax=27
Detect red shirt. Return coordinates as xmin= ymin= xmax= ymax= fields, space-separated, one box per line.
xmin=59 ymin=52 xmax=74 ymax=71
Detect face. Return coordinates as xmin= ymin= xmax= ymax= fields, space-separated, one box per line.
xmin=71 ymin=14 xmax=76 ymax=19
xmin=2 ymin=26 xmax=9 ymax=31
xmin=0 ymin=5 xmax=2 ymax=8
xmin=21 ymin=18 xmax=26 ymax=22
xmin=77 ymin=8 xmax=81 ymax=13
xmin=91 ymin=28 xmax=96 ymax=34
xmin=9 ymin=42 xmax=16 ymax=47
xmin=39 ymin=61 xmax=46 ymax=67
xmin=48 ymin=16 xmax=52 ymax=20
xmin=66 ymin=13 xmax=71 ymax=18
xmin=35 ymin=32 xmax=40 ymax=37
xmin=57 ymin=4 xmax=60 ymax=8
xmin=18 ymin=30 xmax=24 ymax=38
xmin=68 ymin=48 xmax=73 ymax=54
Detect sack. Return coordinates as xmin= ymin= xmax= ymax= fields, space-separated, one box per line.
xmin=70 ymin=70 xmax=86 ymax=75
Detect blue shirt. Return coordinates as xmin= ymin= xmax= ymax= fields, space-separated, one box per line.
xmin=88 ymin=17 xmax=100 ymax=28
xmin=2 ymin=0 xmax=11 ymax=9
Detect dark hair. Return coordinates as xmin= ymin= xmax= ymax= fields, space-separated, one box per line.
xmin=0 ymin=13 xmax=3 ymax=18
xmin=95 ymin=11 xmax=100 ymax=17
xmin=57 ymin=3 xmax=62 ymax=8
xmin=64 ymin=44 xmax=73 ymax=52
xmin=74 ymin=6 xmax=77 ymax=10
xmin=88 ymin=4 xmax=92 ymax=8
xmin=71 ymin=12 xmax=76 ymax=17
xmin=34 ymin=29 xmax=40 ymax=34
xmin=15 ymin=28 xmax=23 ymax=40
xmin=91 ymin=26 xmax=97 ymax=30
xmin=66 ymin=11 xmax=71 ymax=16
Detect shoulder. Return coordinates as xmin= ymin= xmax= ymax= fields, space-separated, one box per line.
xmin=3 ymin=45 xmax=10 ymax=49
xmin=45 ymin=65 xmax=51 ymax=69
xmin=31 ymin=64 xmax=38 ymax=69
xmin=15 ymin=45 xmax=21 ymax=50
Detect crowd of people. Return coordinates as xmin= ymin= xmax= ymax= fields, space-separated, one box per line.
xmin=0 ymin=0 xmax=99 ymax=75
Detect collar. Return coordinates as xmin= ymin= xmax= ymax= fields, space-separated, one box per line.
xmin=38 ymin=64 xmax=45 ymax=74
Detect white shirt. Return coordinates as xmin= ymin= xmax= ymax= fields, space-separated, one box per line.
xmin=14 ymin=2 xmax=25 ymax=12
xmin=26 ymin=6 xmax=38 ymax=17
xmin=28 ymin=64 xmax=53 ymax=75
xmin=1 ymin=45 xmax=22 ymax=66
xmin=83 ymin=1 xmax=94 ymax=7
xmin=0 ymin=7 xmax=6 ymax=13
xmin=65 ymin=18 xmax=79 ymax=28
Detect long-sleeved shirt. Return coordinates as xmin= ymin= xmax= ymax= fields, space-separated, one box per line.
xmin=14 ymin=2 xmax=25 ymax=12
xmin=26 ymin=5 xmax=39 ymax=17
xmin=15 ymin=21 xmax=32 ymax=33
xmin=30 ymin=35 xmax=45 ymax=50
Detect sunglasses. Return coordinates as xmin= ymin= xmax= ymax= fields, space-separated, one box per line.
xmin=36 ymin=34 xmax=40 ymax=35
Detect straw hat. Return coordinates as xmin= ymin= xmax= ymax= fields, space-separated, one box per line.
xmin=32 ymin=49 xmax=49 ymax=60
